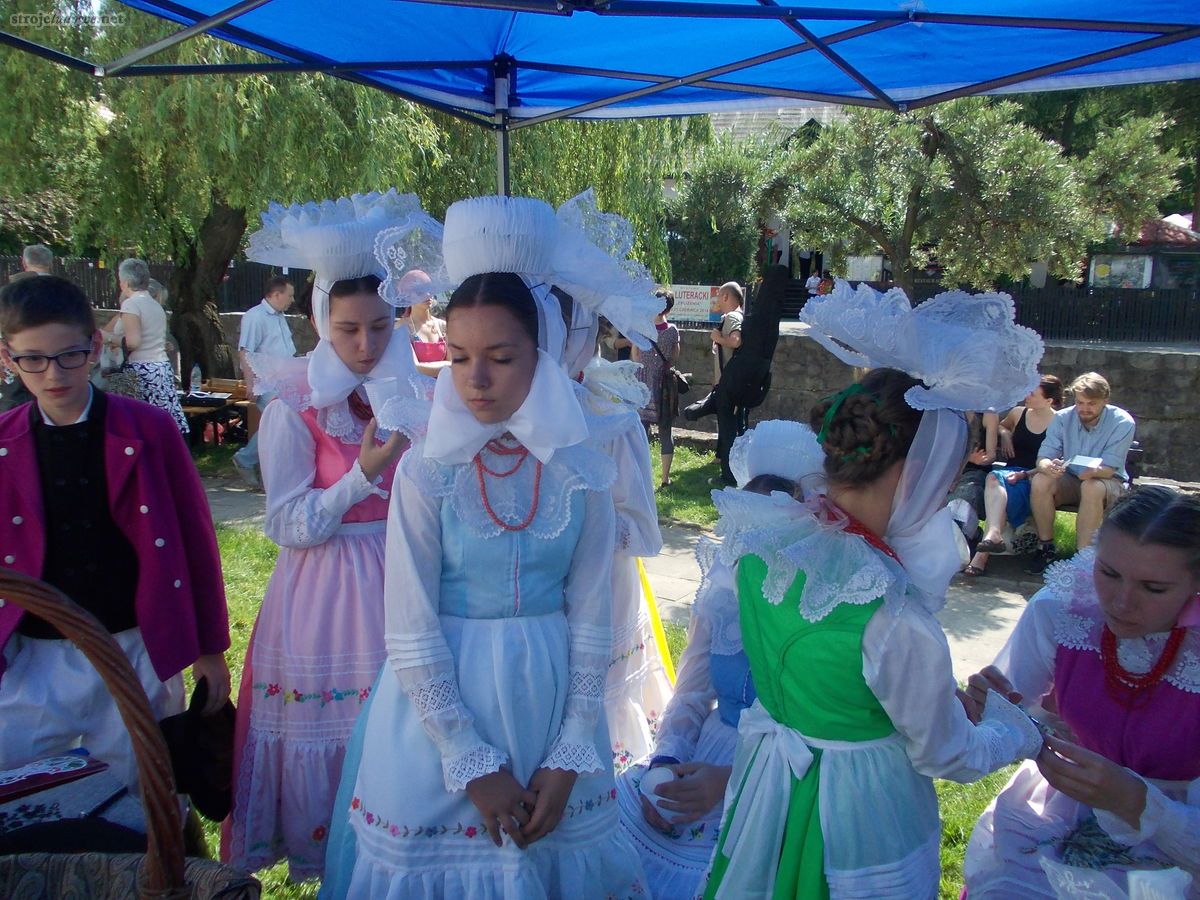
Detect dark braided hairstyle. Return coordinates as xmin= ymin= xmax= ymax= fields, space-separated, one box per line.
xmin=808 ymin=368 xmax=923 ymax=486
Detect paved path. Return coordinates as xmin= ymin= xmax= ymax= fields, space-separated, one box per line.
xmin=204 ymin=475 xmax=1038 ymax=681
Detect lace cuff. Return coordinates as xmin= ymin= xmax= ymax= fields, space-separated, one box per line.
xmin=442 ymin=743 xmax=510 ymax=792
xmin=540 ymin=734 xmax=604 ymax=777
xmin=980 ymin=690 xmax=1044 ymax=765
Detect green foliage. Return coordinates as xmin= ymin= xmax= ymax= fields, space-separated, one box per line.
xmin=775 ymin=97 xmax=1179 ymax=292
xmin=666 ymin=135 xmax=770 ymax=285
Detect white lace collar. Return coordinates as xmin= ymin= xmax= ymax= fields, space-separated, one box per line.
xmin=712 ymin=490 xmax=918 ymax=623
xmin=244 ymin=349 xmax=423 ymax=445
xmin=422 ymin=349 xmax=588 ymax=465
xmin=1044 ymin=549 xmax=1200 ymax=695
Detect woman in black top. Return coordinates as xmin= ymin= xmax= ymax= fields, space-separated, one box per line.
xmin=963 ymin=375 xmax=1063 ymax=576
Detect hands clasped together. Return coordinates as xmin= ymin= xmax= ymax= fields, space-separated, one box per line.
xmin=466 ymin=767 xmax=579 ymax=848
xmin=640 ymin=761 xmax=732 ymax=833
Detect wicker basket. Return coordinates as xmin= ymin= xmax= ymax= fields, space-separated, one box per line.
xmin=0 ymin=570 xmax=259 ymax=899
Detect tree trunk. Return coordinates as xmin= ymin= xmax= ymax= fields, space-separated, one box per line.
xmin=893 ymin=261 xmax=917 ymax=298
xmin=170 ymin=199 xmax=246 ymax=382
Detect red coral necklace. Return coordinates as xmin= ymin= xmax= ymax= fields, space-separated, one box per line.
xmin=474 ymin=437 xmax=542 ymax=532
xmin=1100 ymin=624 xmax=1185 ymax=695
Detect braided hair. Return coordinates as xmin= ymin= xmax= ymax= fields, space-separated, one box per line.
xmin=808 ymin=368 xmax=923 ymax=486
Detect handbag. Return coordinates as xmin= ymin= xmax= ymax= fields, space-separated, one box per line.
xmin=652 ymin=341 xmax=690 ymax=395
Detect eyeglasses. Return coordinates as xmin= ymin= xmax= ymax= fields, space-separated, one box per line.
xmin=7 ymin=348 xmax=92 ymax=374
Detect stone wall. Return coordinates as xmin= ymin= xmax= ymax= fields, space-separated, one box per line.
xmin=673 ymin=327 xmax=1200 ymax=482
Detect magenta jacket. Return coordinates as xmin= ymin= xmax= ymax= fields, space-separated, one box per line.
xmin=0 ymin=394 xmax=229 ymax=684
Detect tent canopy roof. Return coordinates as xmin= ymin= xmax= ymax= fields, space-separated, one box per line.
xmin=11 ymin=0 xmax=1190 ymax=128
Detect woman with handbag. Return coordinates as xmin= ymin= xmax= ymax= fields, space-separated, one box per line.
xmin=633 ymin=289 xmax=681 ymax=489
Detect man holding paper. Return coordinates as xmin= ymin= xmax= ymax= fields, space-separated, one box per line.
xmin=1026 ymin=372 xmax=1135 ymax=573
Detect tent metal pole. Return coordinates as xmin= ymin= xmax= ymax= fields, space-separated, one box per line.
xmin=101 ymin=0 xmax=277 ymax=76
xmin=508 ymin=39 xmax=819 ymax=130
xmin=906 ymin=24 xmax=1200 ymax=109
xmin=0 ymin=31 xmax=95 ymax=73
xmin=494 ymin=64 xmax=512 ymax=195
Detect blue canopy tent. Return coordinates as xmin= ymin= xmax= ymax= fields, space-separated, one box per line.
xmin=3 ymin=0 xmax=1199 ymax=191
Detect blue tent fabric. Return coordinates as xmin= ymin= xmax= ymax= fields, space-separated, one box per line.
xmin=110 ymin=0 xmax=1200 ymax=122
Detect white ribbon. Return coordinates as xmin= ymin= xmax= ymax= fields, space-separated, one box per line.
xmin=714 ymin=699 xmax=816 ymax=899
xmin=422 ymin=348 xmax=588 ymax=465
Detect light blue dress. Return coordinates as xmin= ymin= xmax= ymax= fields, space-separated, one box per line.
xmin=323 ymin=436 xmax=648 ymax=899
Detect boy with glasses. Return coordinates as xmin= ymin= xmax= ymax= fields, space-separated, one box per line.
xmin=0 ymin=275 xmax=230 ymax=792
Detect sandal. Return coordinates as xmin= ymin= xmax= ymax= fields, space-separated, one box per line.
xmin=975 ymin=538 xmax=1008 ymax=554
xmin=962 ymin=564 xmax=987 ymax=577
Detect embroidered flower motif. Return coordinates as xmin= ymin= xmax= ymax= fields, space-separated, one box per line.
xmin=360 ymin=687 xmax=371 ymax=701
xmin=609 ymin=788 xmax=618 ymax=800
xmin=364 ymin=812 xmax=375 ymax=825
xmin=321 ymin=690 xmax=335 ymax=705
xmin=351 ymin=798 xmax=361 ymax=810
xmin=390 ymin=825 xmax=400 ymax=836
xmin=465 ymin=826 xmax=478 ymax=838
xmin=292 ymin=689 xmax=304 ymax=702
xmin=311 ymin=825 xmax=327 ymax=842
xmin=266 ymin=683 xmax=281 ymax=697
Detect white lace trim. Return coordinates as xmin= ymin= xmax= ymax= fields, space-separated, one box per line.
xmin=579 ymin=357 xmax=651 ymax=411
xmin=694 ymin=537 xmax=743 ymax=656
xmin=409 ymin=675 xmax=462 ymax=721
xmin=247 ymin=351 xmax=410 ymax=445
xmin=568 ymin=666 xmax=608 ymax=701
xmin=540 ymin=739 xmax=605 ymax=775
xmin=442 ymin=744 xmax=509 ymax=792
xmin=713 ymin=490 xmax=907 ymax=623
xmin=1045 ymin=549 xmax=1200 ymax=694
xmin=981 ymin=689 xmax=1044 ymax=762
xmin=800 ymin=280 xmax=1043 ymax=413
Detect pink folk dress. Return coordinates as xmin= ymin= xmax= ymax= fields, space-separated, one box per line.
xmin=965 ymin=548 xmax=1200 ymax=898
xmin=222 ymin=387 xmax=401 ymax=880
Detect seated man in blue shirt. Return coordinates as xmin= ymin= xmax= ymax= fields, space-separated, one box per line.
xmin=1026 ymin=371 xmax=1135 ymax=574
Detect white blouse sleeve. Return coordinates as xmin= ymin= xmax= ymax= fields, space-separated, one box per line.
xmin=863 ymin=599 xmax=1041 ymax=783
xmin=610 ymin=424 xmax=663 ymax=558
xmin=382 ymin=453 xmax=508 ymax=792
xmin=991 ymin=588 xmax=1061 ymax=705
xmin=651 ymin=611 xmax=717 ymax=763
xmin=539 ymin=489 xmax=618 ymax=774
xmin=259 ymin=400 xmax=386 ymax=549
xmin=1094 ymin=777 xmax=1200 ymax=869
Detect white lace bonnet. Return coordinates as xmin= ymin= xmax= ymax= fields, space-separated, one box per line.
xmin=374 ymin=189 xmax=662 ymax=363
xmin=800 ymin=280 xmax=1044 ymax=413
xmin=729 ymin=420 xmax=826 ymax=494
xmin=245 ymin=188 xmax=433 ymax=339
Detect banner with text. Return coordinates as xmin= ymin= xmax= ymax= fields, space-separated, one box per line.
xmin=670 ymin=284 xmax=722 ymax=323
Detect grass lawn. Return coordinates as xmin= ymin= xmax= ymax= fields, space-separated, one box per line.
xmin=649 ymin=440 xmax=721 ymax=529
xmin=212 ymin=524 xmax=1016 ymax=899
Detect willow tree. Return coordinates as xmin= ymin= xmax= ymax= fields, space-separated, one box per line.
xmin=775 ymin=97 xmax=1178 ymax=294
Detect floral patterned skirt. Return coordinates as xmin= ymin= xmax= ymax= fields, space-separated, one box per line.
xmin=221 ymin=527 xmax=386 ymax=880
xmin=127 ymin=360 xmax=188 ymax=434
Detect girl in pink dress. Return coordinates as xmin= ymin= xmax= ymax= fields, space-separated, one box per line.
xmin=222 ymin=190 xmax=431 ymax=879
xmin=963 ymin=485 xmax=1200 ymax=898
